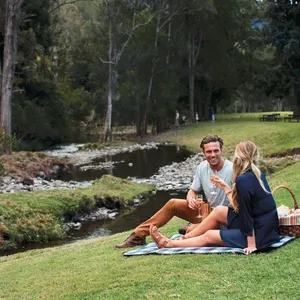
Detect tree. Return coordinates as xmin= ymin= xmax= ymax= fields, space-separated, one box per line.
xmin=98 ymin=0 xmax=155 ymax=141
xmin=1 ymin=0 xmax=24 ymax=153
xmin=266 ymin=0 xmax=300 ymax=113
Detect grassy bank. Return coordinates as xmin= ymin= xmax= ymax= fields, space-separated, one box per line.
xmin=1 ymin=115 xmax=300 ymax=299
xmin=0 ymin=175 xmax=154 ymax=251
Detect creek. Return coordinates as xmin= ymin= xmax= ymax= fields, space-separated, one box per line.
xmin=4 ymin=143 xmax=193 ymax=255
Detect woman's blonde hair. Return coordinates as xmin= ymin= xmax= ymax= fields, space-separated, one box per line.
xmin=231 ymin=141 xmax=268 ymax=212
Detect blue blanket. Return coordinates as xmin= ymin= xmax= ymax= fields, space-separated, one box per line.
xmin=123 ymin=234 xmax=295 ymax=256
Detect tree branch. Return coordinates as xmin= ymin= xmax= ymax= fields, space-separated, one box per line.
xmin=99 ymin=56 xmax=115 ymax=64
xmin=50 ymin=0 xmax=89 ymax=14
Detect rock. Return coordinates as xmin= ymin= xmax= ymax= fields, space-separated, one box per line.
xmin=133 ymin=198 xmax=140 ymax=206
xmin=108 ymin=212 xmax=118 ymax=219
xmin=22 ymin=177 xmax=34 ymax=186
xmin=38 ymin=171 xmax=46 ymax=179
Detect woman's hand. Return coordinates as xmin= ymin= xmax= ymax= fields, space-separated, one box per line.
xmin=243 ymin=246 xmax=257 ymax=255
xmin=210 ymin=176 xmax=228 ymax=190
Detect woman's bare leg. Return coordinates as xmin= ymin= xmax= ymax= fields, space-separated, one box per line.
xmin=150 ymin=225 xmax=225 ymax=248
xmin=185 ymin=206 xmax=228 ymax=239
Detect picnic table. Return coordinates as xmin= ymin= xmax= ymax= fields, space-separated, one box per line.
xmin=283 ymin=113 xmax=300 ymax=122
xmin=259 ymin=113 xmax=282 ymax=122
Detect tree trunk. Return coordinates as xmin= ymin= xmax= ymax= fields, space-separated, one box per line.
xmin=189 ymin=74 xmax=195 ymax=122
xmin=187 ymin=30 xmax=202 ymax=123
xmin=294 ymin=83 xmax=300 ymax=114
xmin=141 ymin=7 xmax=161 ymax=137
xmin=188 ymin=33 xmax=194 ymax=122
xmin=1 ymin=0 xmax=24 ymax=154
xmin=104 ymin=19 xmax=114 ymax=142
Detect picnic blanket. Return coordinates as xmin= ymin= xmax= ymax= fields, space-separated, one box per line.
xmin=123 ymin=234 xmax=295 ymax=256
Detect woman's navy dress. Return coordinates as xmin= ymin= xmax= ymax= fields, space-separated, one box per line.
xmin=220 ymin=170 xmax=280 ymax=250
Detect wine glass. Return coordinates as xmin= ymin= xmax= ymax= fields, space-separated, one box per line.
xmin=210 ymin=169 xmax=218 ymax=195
xmin=195 ymin=195 xmax=203 ymax=220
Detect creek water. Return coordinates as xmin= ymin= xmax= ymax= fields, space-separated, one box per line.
xmin=63 ymin=144 xmax=191 ymax=238
xmin=61 ymin=144 xmax=191 ymax=181
xmin=2 ymin=144 xmax=192 ymax=255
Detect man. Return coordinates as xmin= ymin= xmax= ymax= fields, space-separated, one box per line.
xmin=115 ymin=135 xmax=233 ymax=248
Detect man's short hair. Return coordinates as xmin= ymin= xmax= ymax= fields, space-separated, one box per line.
xmin=200 ymin=135 xmax=223 ymax=150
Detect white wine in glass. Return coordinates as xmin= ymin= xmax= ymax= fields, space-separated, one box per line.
xmin=195 ymin=196 xmax=203 ymax=219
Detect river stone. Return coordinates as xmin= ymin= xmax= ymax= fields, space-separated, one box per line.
xmin=22 ymin=177 xmax=34 ymax=185
xmin=108 ymin=212 xmax=118 ymax=219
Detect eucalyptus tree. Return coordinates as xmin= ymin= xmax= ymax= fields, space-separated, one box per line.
xmin=1 ymin=0 xmax=24 ymax=153
xmin=98 ymin=0 xmax=155 ymax=141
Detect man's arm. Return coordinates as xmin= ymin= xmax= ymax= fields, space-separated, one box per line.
xmin=186 ymin=189 xmax=199 ymax=211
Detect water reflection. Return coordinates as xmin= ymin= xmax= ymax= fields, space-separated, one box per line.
xmin=69 ymin=190 xmax=187 ymax=240
xmin=62 ymin=145 xmax=191 ymax=182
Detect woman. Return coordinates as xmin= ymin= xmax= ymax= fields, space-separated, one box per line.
xmin=150 ymin=141 xmax=280 ymax=255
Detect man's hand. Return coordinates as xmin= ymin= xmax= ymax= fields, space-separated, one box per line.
xmin=186 ymin=191 xmax=198 ymax=211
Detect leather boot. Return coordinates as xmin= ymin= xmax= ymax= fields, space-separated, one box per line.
xmin=115 ymin=232 xmax=146 ymax=249
xmin=178 ymin=223 xmax=199 ymax=235
xmin=178 ymin=223 xmax=193 ymax=235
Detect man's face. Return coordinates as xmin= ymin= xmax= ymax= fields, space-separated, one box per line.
xmin=202 ymin=141 xmax=223 ymax=168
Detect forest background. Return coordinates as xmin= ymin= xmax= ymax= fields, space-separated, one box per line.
xmin=1 ymin=0 xmax=300 ymax=151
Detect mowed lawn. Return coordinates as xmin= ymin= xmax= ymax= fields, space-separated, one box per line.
xmin=1 ymin=113 xmax=300 ymax=300
xmin=156 ymin=111 xmax=299 ymax=156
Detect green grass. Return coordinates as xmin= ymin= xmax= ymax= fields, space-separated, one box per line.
xmin=156 ymin=112 xmax=299 ymax=157
xmin=1 ymin=113 xmax=300 ymax=299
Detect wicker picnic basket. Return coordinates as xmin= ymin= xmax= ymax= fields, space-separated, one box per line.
xmin=272 ymin=185 xmax=300 ymax=237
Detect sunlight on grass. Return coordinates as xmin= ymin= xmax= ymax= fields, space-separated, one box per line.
xmin=157 ymin=112 xmax=300 ymax=157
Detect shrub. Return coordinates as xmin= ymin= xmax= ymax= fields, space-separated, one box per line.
xmin=0 ymin=131 xmax=20 ymax=155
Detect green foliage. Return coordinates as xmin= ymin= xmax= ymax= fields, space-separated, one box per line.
xmin=2 ymin=0 xmax=293 ymax=146
xmin=265 ymin=0 xmax=300 ymax=108
xmin=0 ymin=131 xmax=19 ymax=155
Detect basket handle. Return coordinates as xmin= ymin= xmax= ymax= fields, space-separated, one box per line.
xmin=272 ymin=185 xmax=298 ymax=210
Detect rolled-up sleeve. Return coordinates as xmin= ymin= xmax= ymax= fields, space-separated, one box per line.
xmin=236 ymin=177 xmax=254 ymax=236
xmin=190 ymin=165 xmax=202 ymax=192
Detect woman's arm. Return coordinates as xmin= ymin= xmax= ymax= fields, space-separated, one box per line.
xmin=244 ymin=230 xmax=257 ymax=255
xmin=211 ymin=176 xmax=234 ymax=206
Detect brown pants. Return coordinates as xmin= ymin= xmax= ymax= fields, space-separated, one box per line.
xmin=134 ymin=198 xmax=201 ymax=237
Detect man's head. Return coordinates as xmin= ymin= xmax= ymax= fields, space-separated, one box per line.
xmin=200 ymin=135 xmax=224 ymax=169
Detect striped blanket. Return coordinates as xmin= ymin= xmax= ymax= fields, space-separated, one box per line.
xmin=123 ymin=234 xmax=295 ymax=256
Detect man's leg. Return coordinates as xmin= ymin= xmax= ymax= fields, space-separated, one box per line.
xmin=115 ymin=198 xmax=199 ymax=248
xmin=134 ymin=198 xmax=199 ymax=237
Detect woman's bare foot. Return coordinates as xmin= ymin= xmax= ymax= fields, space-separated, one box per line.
xmin=150 ymin=225 xmax=171 ymax=248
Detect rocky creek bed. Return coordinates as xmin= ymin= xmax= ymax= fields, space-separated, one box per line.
xmin=2 ymin=141 xmax=298 ymax=195
xmin=0 ymin=142 xmax=198 ymax=235
xmin=0 ymin=142 xmax=197 ymax=194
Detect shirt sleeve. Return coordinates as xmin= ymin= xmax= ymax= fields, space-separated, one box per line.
xmin=236 ymin=176 xmax=254 ymax=236
xmin=190 ymin=165 xmax=202 ymax=192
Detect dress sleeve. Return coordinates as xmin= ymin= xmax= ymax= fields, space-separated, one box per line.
xmin=190 ymin=165 xmax=202 ymax=192
xmin=236 ymin=176 xmax=254 ymax=236
xmin=261 ymin=173 xmax=271 ymax=193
